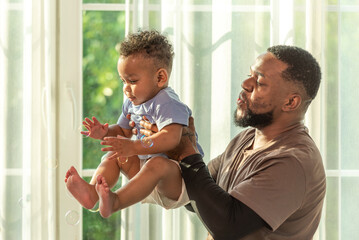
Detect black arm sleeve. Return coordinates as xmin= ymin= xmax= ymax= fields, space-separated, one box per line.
xmin=180 ymin=154 xmax=268 ymax=240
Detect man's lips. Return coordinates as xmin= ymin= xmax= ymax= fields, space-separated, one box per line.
xmin=237 ymin=92 xmax=246 ymax=105
xmin=237 ymin=97 xmax=244 ymax=105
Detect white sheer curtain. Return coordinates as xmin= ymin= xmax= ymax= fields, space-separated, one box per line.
xmin=0 ymin=0 xmax=57 ymax=239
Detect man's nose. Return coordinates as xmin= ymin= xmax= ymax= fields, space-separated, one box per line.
xmin=241 ymin=77 xmax=253 ymax=92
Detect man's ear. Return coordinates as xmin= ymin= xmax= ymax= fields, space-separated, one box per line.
xmin=282 ymin=94 xmax=302 ymax=112
xmin=156 ymin=68 xmax=168 ymax=87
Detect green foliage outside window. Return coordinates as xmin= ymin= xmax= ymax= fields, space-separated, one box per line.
xmin=82 ymin=10 xmax=126 ymax=239
xmin=82 ymin=10 xmax=125 ymax=169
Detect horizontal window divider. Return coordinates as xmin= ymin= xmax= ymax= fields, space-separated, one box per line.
xmin=181 ymin=5 xmax=271 ymax=12
xmin=3 ymin=168 xmax=31 ymax=176
xmin=82 ymin=169 xmax=96 ymax=177
xmin=6 ymin=3 xmax=23 ymax=10
xmin=81 ymin=4 xmax=359 ymax=13
xmin=326 ymin=169 xmax=359 ymax=177
xmin=82 ymin=3 xmax=273 ymax=13
xmin=327 ymin=5 xmax=359 ymax=12
xmin=82 ymin=3 xmax=127 ymax=11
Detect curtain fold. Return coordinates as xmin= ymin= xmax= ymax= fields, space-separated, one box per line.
xmin=0 ymin=0 xmax=57 ymax=239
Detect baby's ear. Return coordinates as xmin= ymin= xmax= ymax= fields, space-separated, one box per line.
xmin=156 ymin=68 xmax=168 ymax=87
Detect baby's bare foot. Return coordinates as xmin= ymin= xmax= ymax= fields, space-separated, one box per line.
xmin=65 ymin=166 xmax=98 ymax=209
xmin=96 ymin=175 xmax=116 ymax=218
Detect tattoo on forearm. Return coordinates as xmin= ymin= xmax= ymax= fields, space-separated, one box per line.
xmin=183 ymin=132 xmax=194 ymax=137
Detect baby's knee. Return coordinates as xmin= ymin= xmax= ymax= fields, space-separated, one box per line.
xmin=101 ymin=151 xmax=115 ymax=162
xmin=145 ymin=156 xmax=171 ymax=171
xmin=101 ymin=154 xmax=108 ymax=162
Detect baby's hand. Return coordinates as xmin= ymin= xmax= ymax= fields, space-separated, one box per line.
xmin=100 ymin=135 xmax=135 ymax=157
xmin=81 ymin=117 xmax=109 ymax=139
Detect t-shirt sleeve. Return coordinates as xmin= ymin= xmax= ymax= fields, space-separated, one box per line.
xmin=154 ymin=100 xmax=190 ymax=131
xmin=208 ymin=132 xmax=246 ymax=181
xmin=117 ymin=99 xmax=131 ymax=129
xmin=229 ymin=157 xmax=306 ymax=231
xmin=207 ymin=155 xmax=222 ymax=181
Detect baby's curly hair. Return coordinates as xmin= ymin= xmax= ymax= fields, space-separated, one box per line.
xmin=267 ymin=45 xmax=321 ymax=100
xmin=119 ymin=30 xmax=174 ymax=75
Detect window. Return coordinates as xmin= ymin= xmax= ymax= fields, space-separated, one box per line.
xmin=1 ymin=0 xmax=359 ymax=239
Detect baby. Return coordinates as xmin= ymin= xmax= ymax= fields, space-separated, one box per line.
xmin=65 ymin=30 xmax=203 ymax=218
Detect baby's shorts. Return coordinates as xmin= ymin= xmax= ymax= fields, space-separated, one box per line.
xmin=141 ymin=159 xmax=189 ymax=209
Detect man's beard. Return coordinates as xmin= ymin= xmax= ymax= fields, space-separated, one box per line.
xmin=233 ymin=107 xmax=274 ymax=129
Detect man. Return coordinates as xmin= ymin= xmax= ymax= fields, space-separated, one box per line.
xmin=138 ymin=45 xmax=326 ymax=239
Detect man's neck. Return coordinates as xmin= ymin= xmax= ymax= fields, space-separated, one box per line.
xmin=251 ymin=121 xmax=302 ymax=150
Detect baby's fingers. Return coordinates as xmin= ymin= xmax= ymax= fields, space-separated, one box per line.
xmin=92 ymin=116 xmax=101 ymax=125
xmin=85 ymin=117 xmax=94 ymax=126
xmin=80 ymin=131 xmax=90 ymax=136
xmin=101 ymin=146 xmax=114 ymax=152
xmin=103 ymin=136 xmax=117 ymax=141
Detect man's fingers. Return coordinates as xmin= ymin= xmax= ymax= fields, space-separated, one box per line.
xmin=182 ymin=117 xmax=195 ymax=137
xmin=188 ymin=116 xmax=195 ymax=132
xmin=140 ymin=128 xmax=153 ymax=137
xmin=132 ymin=128 xmax=138 ymax=135
xmin=140 ymin=120 xmax=158 ymax=133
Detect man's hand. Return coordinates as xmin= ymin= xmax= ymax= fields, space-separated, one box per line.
xmin=82 ymin=117 xmax=108 ymax=139
xmin=128 ymin=115 xmax=157 ymax=137
xmin=138 ymin=116 xmax=199 ymax=161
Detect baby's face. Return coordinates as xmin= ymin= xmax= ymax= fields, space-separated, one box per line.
xmin=117 ymin=55 xmax=161 ymax=105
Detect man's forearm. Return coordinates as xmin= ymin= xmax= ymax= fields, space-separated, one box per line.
xmin=180 ymin=154 xmax=267 ymax=240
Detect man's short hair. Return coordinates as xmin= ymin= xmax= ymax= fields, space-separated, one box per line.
xmin=267 ymin=45 xmax=321 ymax=100
xmin=119 ymin=30 xmax=174 ymax=75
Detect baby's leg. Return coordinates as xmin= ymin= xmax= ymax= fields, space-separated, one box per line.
xmin=65 ymin=166 xmax=98 ymax=209
xmin=95 ymin=174 xmax=119 ymax=218
xmin=96 ymin=156 xmax=182 ymax=218
xmin=65 ymin=152 xmax=140 ymax=209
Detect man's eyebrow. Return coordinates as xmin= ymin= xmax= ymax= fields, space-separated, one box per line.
xmin=250 ymin=67 xmax=265 ymax=78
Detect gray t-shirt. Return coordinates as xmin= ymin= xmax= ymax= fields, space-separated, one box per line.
xmin=208 ymin=123 xmax=326 ymax=239
xmin=117 ymin=87 xmax=204 ymax=160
